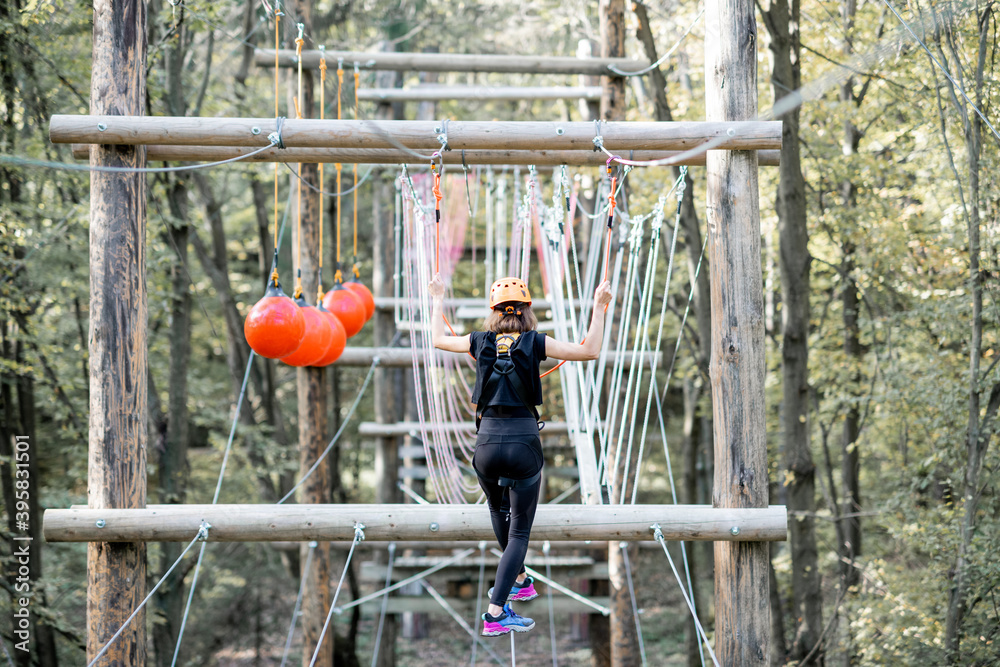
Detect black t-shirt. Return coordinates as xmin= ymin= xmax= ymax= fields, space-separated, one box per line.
xmin=469 ymin=330 xmax=547 ymax=410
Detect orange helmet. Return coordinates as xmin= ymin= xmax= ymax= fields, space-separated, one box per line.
xmin=489 ymin=277 xmax=532 ymax=309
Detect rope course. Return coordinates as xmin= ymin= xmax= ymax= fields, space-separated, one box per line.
xmin=29 ymin=0 xmax=901 ymax=658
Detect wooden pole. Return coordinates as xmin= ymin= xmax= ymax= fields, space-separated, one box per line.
xmin=255 ymin=49 xmax=651 ymax=75
xmin=50 ymin=116 xmax=783 ymax=151
xmin=71 ymin=143 xmax=782 ymax=166
xmin=87 ymin=1 xmax=147 ymax=664
xmin=358 ymin=85 xmax=603 ymax=102
xmin=371 ymin=46 xmax=401 ymax=665
xmin=706 ymin=0 xmax=771 ymax=664
xmin=324 ymin=347 xmax=661 ymax=368
xmin=357 ymin=420 xmax=592 ymax=436
xmin=44 ymin=504 xmax=789 ymax=543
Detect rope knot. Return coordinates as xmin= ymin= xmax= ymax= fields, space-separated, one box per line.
xmin=196 ymin=521 xmax=212 ymax=542
xmin=267 ymin=116 xmax=286 ymax=149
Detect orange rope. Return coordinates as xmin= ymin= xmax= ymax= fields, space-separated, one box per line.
xmin=433 ymin=169 xmax=443 ymax=272
xmin=334 ymin=60 xmax=343 ymax=282
xmin=318 ymin=50 xmax=327 ymax=299
xmin=293 ymin=31 xmax=305 ymax=298
xmin=353 ymin=66 xmax=360 ymax=275
xmin=271 ymin=7 xmax=281 ymax=285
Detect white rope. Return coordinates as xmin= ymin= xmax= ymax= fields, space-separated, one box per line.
xmin=87 ymin=523 xmax=210 ymax=667
xmin=370 ymin=542 xmax=396 ymax=667
xmin=652 ymin=525 xmax=721 ymax=667
xmin=335 ymin=548 xmax=477 ymax=614
xmin=543 ymin=541 xmax=559 ymax=667
xmin=280 ymin=542 xmax=316 ymax=667
xmin=279 ymin=359 xmax=379 ymax=504
xmin=309 ymin=523 xmax=365 ymax=667
xmin=470 ymin=541 xmax=488 ymax=666
xmin=171 ymin=179 xmax=297 ymax=661
xmin=607 ymin=8 xmax=705 ymax=77
xmin=397 ymin=480 xmax=431 ymax=505
xmin=169 ymin=539 xmax=207 ymax=667
xmin=490 ymin=549 xmax=609 ymax=616
xmin=620 ymin=542 xmax=648 ymax=667
xmin=630 ymin=171 xmax=686 ymax=503
xmin=419 ymin=580 xmax=505 ymax=666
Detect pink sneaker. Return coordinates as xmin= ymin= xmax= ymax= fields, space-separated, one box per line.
xmin=481 ymin=604 xmax=536 ymax=636
xmin=488 ymin=576 xmax=539 ymax=602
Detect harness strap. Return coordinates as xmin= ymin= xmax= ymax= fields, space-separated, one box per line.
xmin=477 ymin=468 xmax=542 ymax=490
xmin=476 ymin=333 xmax=539 ymax=430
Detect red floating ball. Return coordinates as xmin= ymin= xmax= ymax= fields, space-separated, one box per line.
xmin=313 ymin=304 xmax=347 ymax=366
xmin=244 ymin=281 xmax=306 ymax=359
xmin=280 ymin=298 xmax=334 ymax=367
xmin=322 ymin=284 xmax=366 ymax=338
xmin=345 ymin=279 xmax=376 ymax=322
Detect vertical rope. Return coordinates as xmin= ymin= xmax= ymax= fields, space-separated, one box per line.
xmin=309 ymin=524 xmax=365 ymax=667
xmin=335 ymin=59 xmax=343 ymax=281
xmin=370 ymin=542 xmax=396 ymax=667
xmin=353 ymin=64 xmax=360 ymax=275
xmin=317 ymin=48 xmax=327 ymax=300
xmin=543 ymin=541 xmax=559 ymax=667
xmin=470 ymin=540 xmax=487 ymax=666
xmin=293 ymin=24 xmax=305 ymax=298
xmin=271 ymin=3 xmax=282 ymax=285
xmin=620 ymin=542 xmax=648 ymax=666
xmin=279 ymin=542 xmax=316 ymax=667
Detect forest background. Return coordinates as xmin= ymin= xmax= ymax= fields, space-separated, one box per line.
xmin=0 ymin=0 xmax=998 ymax=665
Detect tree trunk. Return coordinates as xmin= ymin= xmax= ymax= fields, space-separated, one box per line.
xmin=371 ymin=41 xmax=401 ymax=666
xmin=943 ymin=4 xmax=990 ymax=661
xmin=837 ymin=0 xmax=863 ymax=593
xmin=152 ymin=170 xmax=193 ymax=667
xmin=761 ymin=0 xmax=823 ymax=662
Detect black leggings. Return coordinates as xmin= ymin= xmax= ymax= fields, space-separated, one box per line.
xmin=473 ymin=417 xmax=543 ymax=607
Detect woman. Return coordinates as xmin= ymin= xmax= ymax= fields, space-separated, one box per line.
xmin=429 ymin=274 xmax=613 ymax=637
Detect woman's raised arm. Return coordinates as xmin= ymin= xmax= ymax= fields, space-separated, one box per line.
xmin=545 ymin=281 xmax=613 ymax=361
xmin=429 ymin=274 xmax=471 ymax=354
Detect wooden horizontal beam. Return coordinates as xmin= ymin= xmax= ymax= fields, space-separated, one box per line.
xmin=51 ymin=116 xmax=782 ymax=152
xmin=69 ymin=143 xmax=782 ymax=167
xmin=358 ymin=85 xmax=603 ymax=102
xmin=355 ymin=595 xmax=612 ymax=615
xmin=271 ymin=539 xmax=662 ymax=550
xmin=254 ymin=49 xmax=652 ymax=75
xmin=44 ymin=504 xmax=788 ymax=543
xmin=333 ymin=347 xmax=662 ymax=369
xmin=361 ymin=560 xmax=608 ymax=582
xmin=399 ymin=465 xmax=579 ymax=481
xmin=359 ymin=421 xmax=586 ymax=437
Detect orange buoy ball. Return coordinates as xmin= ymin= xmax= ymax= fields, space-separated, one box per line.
xmin=244 ymin=281 xmax=306 ymax=359
xmin=280 ymin=297 xmax=334 ymax=367
xmin=313 ymin=304 xmax=347 ymax=366
xmin=345 ymin=279 xmax=376 ymax=322
xmin=322 ymin=284 xmax=366 ymax=337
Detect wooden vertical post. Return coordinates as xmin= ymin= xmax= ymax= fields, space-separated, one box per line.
xmin=87 ymin=1 xmax=147 ymax=664
xmin=289 ymin=3 xmax=333 ymax=665
xmin=705 ymin=0 xmax=770 ymax=664
xmin=372 ymin=41 xmax=402 ymax=666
